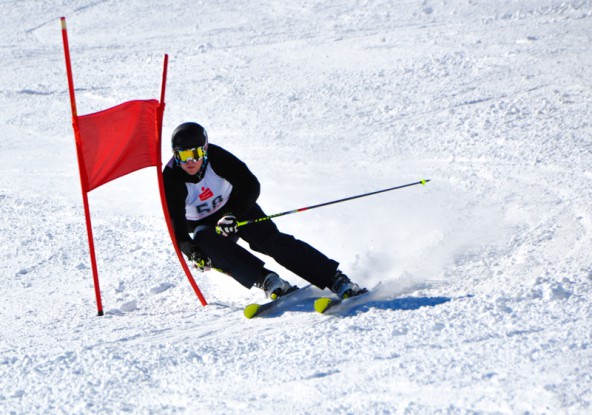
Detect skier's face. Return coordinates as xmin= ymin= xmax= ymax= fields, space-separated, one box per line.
xmin=175 ymin=146 xmax=207 ymax=176
xmin=180 ymin=158 xmax=203 ymax=175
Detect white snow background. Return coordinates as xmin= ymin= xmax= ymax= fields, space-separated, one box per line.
xmin=1 ymin=0 xmax=591 ymax=414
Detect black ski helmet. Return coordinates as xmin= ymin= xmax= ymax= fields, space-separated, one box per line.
xmin=171 ymin=122 xmax=208 ymax=151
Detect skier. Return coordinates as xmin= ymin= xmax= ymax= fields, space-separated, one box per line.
xmin=163 ymin=122 xmax=367 ymax=300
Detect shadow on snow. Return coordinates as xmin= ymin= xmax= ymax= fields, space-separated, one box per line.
xmin=261 ymin=295 xmax=454 ymax=318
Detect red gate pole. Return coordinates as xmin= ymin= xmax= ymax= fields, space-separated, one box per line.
xmin=154 ymin=55 xmax=207 ymax=306
xmin=60 ymin=17 xmax=104 ymax=316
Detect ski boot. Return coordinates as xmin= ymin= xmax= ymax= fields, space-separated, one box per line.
xmin=260 ymin=273 xmax=297 ymax=300
xmin=330 ymin=271 xmax=367 ymax=299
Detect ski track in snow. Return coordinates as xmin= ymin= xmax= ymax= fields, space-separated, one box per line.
xmin=1 ymin=0 xmax=592 ymax=414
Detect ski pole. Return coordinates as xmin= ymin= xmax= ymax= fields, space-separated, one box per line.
xmin=234 ymin=178 xmax=430 ymax=229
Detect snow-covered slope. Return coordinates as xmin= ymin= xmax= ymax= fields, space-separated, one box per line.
xmin=1 ymin=1 xmax=591 ymax=413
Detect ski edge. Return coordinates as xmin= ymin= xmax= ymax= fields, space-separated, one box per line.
xmin=314 ymin=282 xmax=382 ymax=315
xmin=243 ymin=303 xmax=261 ymax=319
xmin=243 ymin=284 xmax=312 ymax=319
xmin=313 ymin=297 xmax=338 ymax=314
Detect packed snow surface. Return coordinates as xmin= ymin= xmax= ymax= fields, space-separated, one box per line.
xmin=1 ymin=0 xmax=591 ymax=414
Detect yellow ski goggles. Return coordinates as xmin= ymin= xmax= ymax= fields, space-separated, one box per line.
xmin=174 ymin=147 xmax=206 ymax=163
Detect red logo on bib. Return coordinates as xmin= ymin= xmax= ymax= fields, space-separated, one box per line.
xmin=199 ymin=187 xmax=214 ymax=201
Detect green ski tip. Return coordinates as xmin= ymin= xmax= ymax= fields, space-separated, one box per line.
xmin=314 ymin=297 xmax=334 ymax=314
xmin=243 ymin=303 xmax=261 ymax=319
xmin=420 ymin=179 xmax=427 ymax=186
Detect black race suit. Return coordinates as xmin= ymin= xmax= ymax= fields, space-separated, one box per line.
xmin=163 ymin=144 xmax=339 ymax=289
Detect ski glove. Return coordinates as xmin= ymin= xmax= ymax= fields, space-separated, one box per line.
xmin=189 ymin=251 xmax=212 ymax=272
xmin=216 ymin=214 xmax=238 ymax=237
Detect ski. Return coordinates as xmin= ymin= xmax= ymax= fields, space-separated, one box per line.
xmin=243 ymin=284 xmax=313 ymax=319
xmin=314 ymin=282 xmax=382 ymax=314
